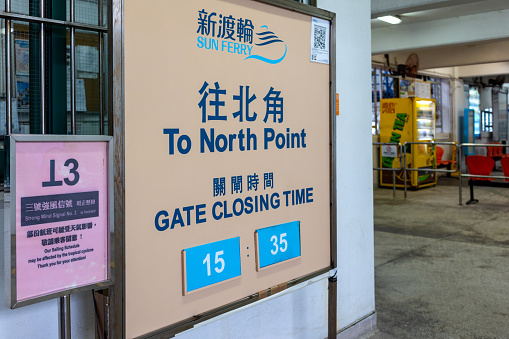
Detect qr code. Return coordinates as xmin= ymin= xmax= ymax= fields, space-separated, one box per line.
xmin=313 ymin=26 xmax=326 ymax=50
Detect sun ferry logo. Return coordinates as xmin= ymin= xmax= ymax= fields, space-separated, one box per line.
xmin=246 ymin=25 xmax=287 ymax=64
xmin=196 ymin=9 xmax=287 ymax=64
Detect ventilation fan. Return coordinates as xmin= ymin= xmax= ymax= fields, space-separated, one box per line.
xmin=405 ymin=53 xmax=419 ymax=77
xmin=488 ymin=75 xmax=506 ymax=88
xmin=386 ymin=53 xmax=420 ymax=78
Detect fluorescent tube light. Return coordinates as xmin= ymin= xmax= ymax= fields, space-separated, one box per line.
xmin=417 ymin=100 xmax=433 ymax=105
xmin=377 ymin=16 xmax=402 ymax=24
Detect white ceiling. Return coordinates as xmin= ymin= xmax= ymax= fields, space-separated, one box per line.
xmin=371 ymin=0 xmax=509 ymax=78
xmin=372 ymin=0 xmax=509 ymax=29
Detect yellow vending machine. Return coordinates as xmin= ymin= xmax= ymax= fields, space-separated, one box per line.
xmin=379 ymin=97 xmax=437 ymax=189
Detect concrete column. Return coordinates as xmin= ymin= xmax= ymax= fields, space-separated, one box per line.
xmin=318 ymin=0 xmax=376 ymax=335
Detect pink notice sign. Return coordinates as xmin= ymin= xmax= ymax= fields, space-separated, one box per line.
xmin=15 ymin=141 xmax=109 ymax=302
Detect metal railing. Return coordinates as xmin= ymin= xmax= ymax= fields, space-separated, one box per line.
xmin=374 ymin=141 xmax=509 ymax=205
xmin=373 ymin=142 xmax=403 ymax=198
xmin=458 ymin=143 xmax=509 ymax=205
xmin=403 ymin=141 xmax=459 ymax=198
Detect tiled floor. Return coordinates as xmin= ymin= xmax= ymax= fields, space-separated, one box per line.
xmin=370 ymin=177 xmax=509 ymax=338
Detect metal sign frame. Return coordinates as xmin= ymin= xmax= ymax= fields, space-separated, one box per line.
xmin=109 ymin=0 xmax=337 ymax=337
xmin=6 ymin=134 xmax=114 ymax=309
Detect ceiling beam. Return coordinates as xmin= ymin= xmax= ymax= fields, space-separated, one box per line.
xmin=455 ymin=62 xmax=509 ymax=77
xmin=372 ymin=40 xmax=509 ymax=70
xmin=371 ymin=0 xmax=484 ymax=19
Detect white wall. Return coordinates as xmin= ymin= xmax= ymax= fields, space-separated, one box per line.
xmin=422 ymin=67 xmax=466 ymax=143
xmin=176 ymin=275 xmax=329 ymax=339
xmin=480 ymin=87 xmax=492 ymax=112
xmin=441 ymin=79 xmax=452 ymax=134
xmin=457 ymin=62 xmax=509 ymax=78
xmin=451 ymin=69 xmax=466 ymax=145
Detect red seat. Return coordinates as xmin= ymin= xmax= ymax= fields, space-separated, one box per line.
xmin=501 ymin=157 xmax=509 ymax=182
xmin=436 ymin=146 xmax=456 ymax=166
xmin=486 ymin=146 xmax=493 ymax=157
xmin=486 ymin=142 xmax=509 ymax=159
xmin=492 ymin=142 xmax=509 ymax=158
xmin=492 ymin=142 xmax=501 ymax=157
xmin=466 ymin=155 xmax=495 ymax=181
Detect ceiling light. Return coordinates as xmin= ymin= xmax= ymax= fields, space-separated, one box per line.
xmin=377 ymin=15 xmax=402 ymax=25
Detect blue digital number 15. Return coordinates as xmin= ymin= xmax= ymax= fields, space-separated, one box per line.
xmin=183 ymin=237 xmax=241 ymax=295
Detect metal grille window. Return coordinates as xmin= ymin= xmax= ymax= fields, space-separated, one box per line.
xmin=371 ymin=66 xmax=396 ymax=134
xmin=481 ymin=108 xmax=493 ymax=132
xmin=1 ymin=0 xmax=107 ymax=137
xmin=1 ymin=0 xmax=107 ymax=185
xmin=371 ymin=68 xmax=448 ymax=135
xmin=429 ymin=77 xmax=443 ymax=131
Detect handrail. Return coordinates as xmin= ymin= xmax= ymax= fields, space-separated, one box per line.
xmin=458 ymin=143 xmax=509 ymax=205
xmin=403 ymin=141 xmax=459 ymax=199
xmin=374 ymin=141 xmax=509 ymax=206
xmin=373 ymin=143 xmax=403 ymax=198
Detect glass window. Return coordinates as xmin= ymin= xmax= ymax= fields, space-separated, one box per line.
xmin=468 ymin=87 xmax=481 ymax=137
xmin=481 ymin=108 xmax=493 ymax=132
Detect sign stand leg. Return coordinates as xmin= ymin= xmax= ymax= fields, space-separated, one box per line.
xmin=59 ymin=295 xmax=71 ymax=339
xmin=328 ymin=273 xmax=337 ymax=338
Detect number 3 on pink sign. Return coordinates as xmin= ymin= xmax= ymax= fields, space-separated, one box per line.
xmin=42 ymin=159 xmax=80 ymax=187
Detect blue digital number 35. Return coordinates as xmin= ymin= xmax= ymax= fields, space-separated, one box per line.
xmin=255 ymin=221 xmax=301 ymax=270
